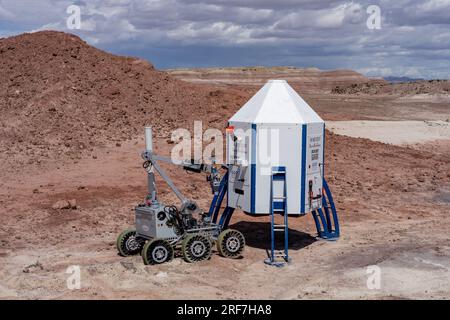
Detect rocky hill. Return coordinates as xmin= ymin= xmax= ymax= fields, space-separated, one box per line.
xmin=0 ymin=31 xmax=248 ymax=165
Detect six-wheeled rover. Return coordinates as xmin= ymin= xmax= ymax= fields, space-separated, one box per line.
xmin=116 ymin=127 xmax=245 ymax=264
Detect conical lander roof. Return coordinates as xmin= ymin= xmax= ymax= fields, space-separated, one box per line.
xmin=229 ymin=79 xmax=323 ymax=124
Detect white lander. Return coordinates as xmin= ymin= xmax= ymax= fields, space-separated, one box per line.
xmin=226 ymin=80 xmax=325 ymax=215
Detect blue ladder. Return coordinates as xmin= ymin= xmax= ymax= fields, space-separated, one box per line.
xmin=264 ymin=167 xmax=291 ymax=267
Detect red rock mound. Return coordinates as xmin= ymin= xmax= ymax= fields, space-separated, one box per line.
xmin=0 ymin=31 xmax=247 ymax=165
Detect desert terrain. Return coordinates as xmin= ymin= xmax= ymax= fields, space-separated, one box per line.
xmin=1 ymin=31 xmax=450 ymax=299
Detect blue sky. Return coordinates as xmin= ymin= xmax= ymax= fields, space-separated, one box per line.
xmin=1 ymin=0 xmax=449 ymax=79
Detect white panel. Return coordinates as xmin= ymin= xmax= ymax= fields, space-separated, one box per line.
xmin=304 ymin=122 xmax=324 ymax=212
xmin=254 ymin=124 xmax=302 ymax=214
xmin=227 ymin=122 xmax=251 ymax=212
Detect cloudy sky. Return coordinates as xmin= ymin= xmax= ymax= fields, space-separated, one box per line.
xmin=0 ymin=0 xmax=449 ymax=79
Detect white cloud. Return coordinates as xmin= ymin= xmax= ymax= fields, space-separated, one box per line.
xmin=418 ymin=0 xmax=450 ymax=12
xmin=0 ymin=0 xmax=449 ymax=78
xmin=316 ymin=3 xmax=363 ymax=28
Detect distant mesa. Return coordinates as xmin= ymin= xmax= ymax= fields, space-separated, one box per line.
xmin=166 ymin=66 xmax=380 ymax=92
xmin=384 ymin=76 xmax=425 ymax=83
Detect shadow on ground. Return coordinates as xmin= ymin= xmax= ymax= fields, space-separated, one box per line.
xmin=230 ymin=221 xmax=317 ymax=251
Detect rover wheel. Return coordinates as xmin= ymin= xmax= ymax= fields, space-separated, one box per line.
xmin=182 ymin=234 xmax=212 ymax=263
xmin=142 ymin=239 xmax=174 ymax=265
xmin=116 ymin=229 xmax=144 ymax=256
xmin=217 ymin=229 xmax=245 ymax=258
